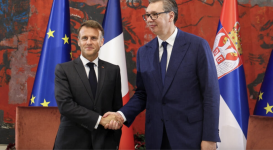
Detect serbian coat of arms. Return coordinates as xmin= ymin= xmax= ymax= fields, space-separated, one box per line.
xmin=212 ymin=22 xmax=243 ymax=79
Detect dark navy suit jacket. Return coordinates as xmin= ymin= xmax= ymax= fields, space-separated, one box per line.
xmin=120 ymin=29 xmax=220 ymax=149
xmin=54 ymin=58 xmax=122 ymax=149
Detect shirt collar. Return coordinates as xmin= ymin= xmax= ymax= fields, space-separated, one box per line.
xmin=80 ymin=55 xmax=99 ymax=66
xmin=157 ymin=27 xmax=178 ymax=48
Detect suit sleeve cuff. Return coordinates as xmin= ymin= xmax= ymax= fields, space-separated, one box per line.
xmin=117 ymin=111 xmax=126 ymax=122
xmin=94 ymin=115 xmax=101 ymax=129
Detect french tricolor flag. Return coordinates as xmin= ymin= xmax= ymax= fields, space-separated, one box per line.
xmin=212 ymin=0 xmax=250 ymax=149
xmin=99 ymin=0 xmax=134 ymax=149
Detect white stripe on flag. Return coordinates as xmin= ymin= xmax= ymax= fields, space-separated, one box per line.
xmin=217 ymin=95 xmax=247 ymax=150
xmin=99 ymin=33 xmax=129 ymax=97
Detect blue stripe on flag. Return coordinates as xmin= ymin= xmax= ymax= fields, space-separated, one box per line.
xmin=216 ymin=21 xmax=223 ymax=34
xmin=102 ymin=0 xmax=123 ymax=44
xmin=218 ymin=66 xmax=250 ymax=137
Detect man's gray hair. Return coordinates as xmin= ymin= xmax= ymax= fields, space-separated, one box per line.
xmin=149 ymin=0 xmax=178 ymax=23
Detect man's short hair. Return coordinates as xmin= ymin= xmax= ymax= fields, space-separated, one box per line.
xmin=77 ymin=20 xmax=104 ymax=39
xmin=149 ymin=0 xmax=178 ymax=23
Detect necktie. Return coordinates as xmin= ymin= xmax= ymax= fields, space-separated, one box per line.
xmin=161 ymin=41 xmax=168 ymax=84
xmin=87 ymin=62 xmax=97 ymax=99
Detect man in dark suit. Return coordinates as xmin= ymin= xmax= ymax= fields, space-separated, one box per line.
xmin=104 ymin=0 xmax=220 ymax=149
xmin=53 ymin=20 xmax=123 ymax=149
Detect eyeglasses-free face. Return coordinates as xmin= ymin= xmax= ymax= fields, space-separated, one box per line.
xmin=142 ymin=11 xmax=170 ymax=21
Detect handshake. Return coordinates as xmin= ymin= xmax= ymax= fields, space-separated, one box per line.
xmin=99 ymin=112 xmax=124 ymax=130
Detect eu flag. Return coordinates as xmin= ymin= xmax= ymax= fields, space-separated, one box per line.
xmin=29 ymin=0 xmax=71 ymax=107
xmin=254 ymin=50 xmax=273 ymax=116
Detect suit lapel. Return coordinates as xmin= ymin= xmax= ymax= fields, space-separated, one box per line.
xmin=147 ymin=39 xmax=164 ymax=92
xmin=95 ymin=59 xmax=105 ymax=104
xmin=162 ymin=30 xmax=190 ymax=97
xmin=73 ymin=57 xmax=95 ymax=102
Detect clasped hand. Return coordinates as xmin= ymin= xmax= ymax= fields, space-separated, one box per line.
xmin=99 ymin=112 xmax=123 ymax=130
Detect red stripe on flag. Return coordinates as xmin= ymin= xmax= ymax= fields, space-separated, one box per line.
xmin=119 ymin=92 xmax=135 ymax=149
xmin=220 ymin=0 xmax=239 ymax=33
xmin=122 ymin=91 xmax=130 ymax=104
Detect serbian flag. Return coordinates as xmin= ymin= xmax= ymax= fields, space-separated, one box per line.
xmin=99 ymin=0 xmax=134 ymax=149
xmin=254 ymin=50 xmax=273 ymax=117
xmin=212 ymin=0 xmax=250 ymax=149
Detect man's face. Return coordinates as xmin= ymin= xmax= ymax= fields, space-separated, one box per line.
xmin=78 ymin=26 xmax=104 ymax=59
xmin=146 ymin=1 xmax=170 ymax=36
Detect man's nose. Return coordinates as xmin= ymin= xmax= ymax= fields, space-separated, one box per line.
xmin=86 ymin=38 xmax=92 ymax=44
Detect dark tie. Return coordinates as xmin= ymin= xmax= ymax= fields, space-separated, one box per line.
xmin=161 ymin=41 xmax=168 ymax=84
xmin=87 ymin=62 xmax=97 ymax=99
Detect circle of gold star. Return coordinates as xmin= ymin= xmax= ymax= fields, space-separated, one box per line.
xmin=259 ymin=92 xmax=264 ymax=101
xmin=264 ymin=103 xmax=273 ymax=114
xmin=47 ymin=29 xmax=55 ymax=39
xmin=62 ymin=34 xmax=69 ymax=44
xmin=40 ymin=99 xmax=50 ymax=107
xmin=30 ymin=95 xmax=35 ymax=104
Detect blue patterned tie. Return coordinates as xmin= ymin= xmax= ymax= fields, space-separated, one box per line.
xmin=87 ymin=62 xmax=97 ymax=99
xmin=161 ymin=41 xmax=168 ymax=84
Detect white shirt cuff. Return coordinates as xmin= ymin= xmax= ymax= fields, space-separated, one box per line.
xmin=117 ymin=111 xmax=126 ymax=122
xmin=95 ymin=115 xmax=102 ymax=129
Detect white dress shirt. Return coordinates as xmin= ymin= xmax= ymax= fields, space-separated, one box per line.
xmin=80 ymin=55 xmax=101 ymax=129
xmin=157 ymin=27 xmax=178 ymax=71
xmin=118 ymin=27 xmax=178 ymax=122
xmin=80 ymin=55 xmax=98 ymax=81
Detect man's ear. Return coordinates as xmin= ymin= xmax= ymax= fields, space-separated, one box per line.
xmin=169 ymin=11 xmax=175 ymax=22
xmin=100 ymin=38 xmax=104 ymax=47
xmin=77 ymin=35 xmax=81 ymax=47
